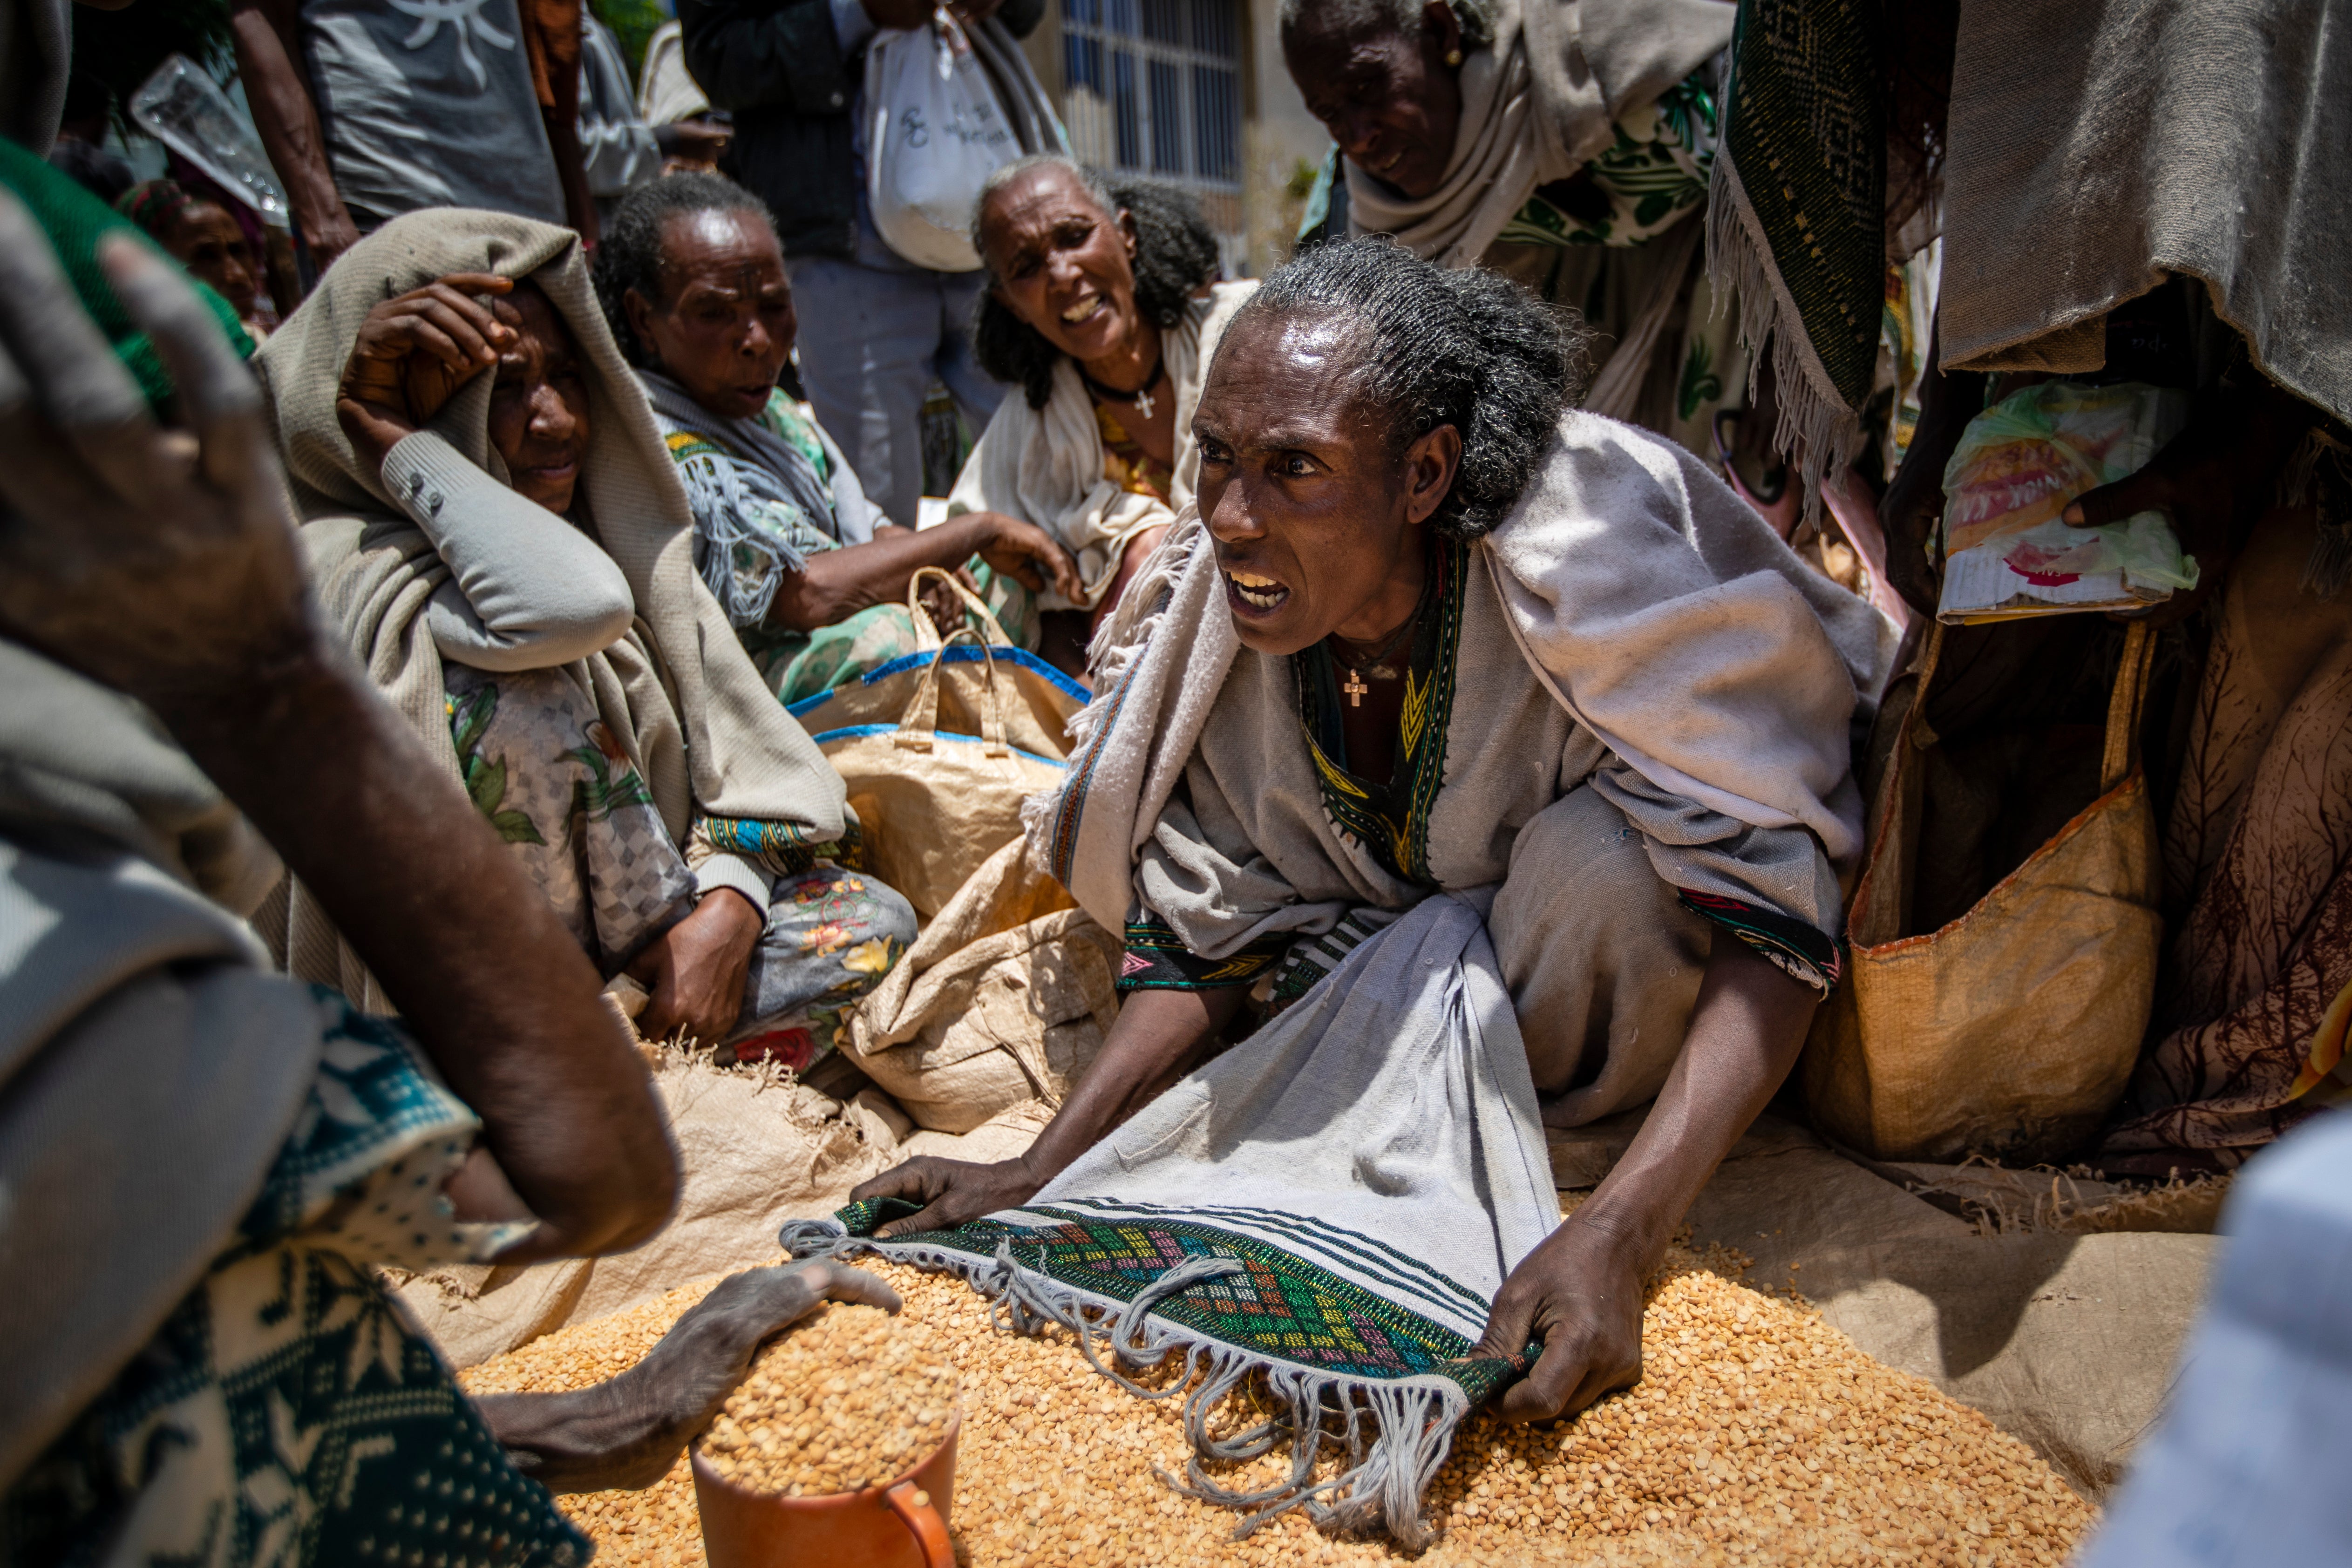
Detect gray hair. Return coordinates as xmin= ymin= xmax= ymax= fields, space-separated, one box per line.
xmin=967 ymin=154 xmax=1222 ymax=410
xmin=1219 ymin=237 xmax=1583 ymax=539
xmin=1276 ymin=0 xmax=1493 ymax=50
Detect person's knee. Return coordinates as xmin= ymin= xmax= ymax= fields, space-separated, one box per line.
xmin=1490 ymin=788 xmax=1707 ymax=1102
xmin=1495 ymin=788 xmax=1681 ymax=937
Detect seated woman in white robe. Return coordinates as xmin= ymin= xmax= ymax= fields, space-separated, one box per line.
xmin=940 ymin=156 xmax=1256 ymax=667
xmin=860 ymin=239 xmax=1896 ymax=1421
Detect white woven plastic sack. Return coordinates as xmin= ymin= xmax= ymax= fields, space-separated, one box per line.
xmin=864 ymin=10 xmax=1019 ymax=272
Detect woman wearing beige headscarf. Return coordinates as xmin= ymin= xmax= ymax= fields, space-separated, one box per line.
xmin=1282 ymin=0 xmax=1736 ymax=451
xmin=258 ymin=208 xmax=916 ymax=1070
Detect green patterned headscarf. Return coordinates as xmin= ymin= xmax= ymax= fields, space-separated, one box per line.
xmin=1705 ymin=0 xmax=1883 ymax=518
xmin=0 ymin=134 xmax=253 ymax=408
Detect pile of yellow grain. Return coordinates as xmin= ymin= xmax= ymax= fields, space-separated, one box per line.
xmin=696 ymin=1302 xmax=958 ymax=1495
xmin=457 ymin=1248 xmax=2096 ymax=1566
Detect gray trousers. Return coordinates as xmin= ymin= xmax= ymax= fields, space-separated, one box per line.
xmin=1489 ymin=785 xmax=1714 ymax=1128
xmin=783 ymin=256 xmax=1006 ymax=529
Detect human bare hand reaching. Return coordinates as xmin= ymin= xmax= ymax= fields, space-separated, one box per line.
xmin=475 ymin=1261 xmax=903 ymax=1493
xmin=0 ymin=203 xmax=309 ymax=707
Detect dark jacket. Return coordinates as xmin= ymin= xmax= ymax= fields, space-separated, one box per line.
xmin=681 ymin=0 xmax=1047 ymax=259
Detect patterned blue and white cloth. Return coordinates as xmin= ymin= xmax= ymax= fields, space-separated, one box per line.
xmin=1 ymin=988 xmax=586 ymax=1568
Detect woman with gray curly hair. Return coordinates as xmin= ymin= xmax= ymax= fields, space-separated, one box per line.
xmin=936 ymin=155 xmax=1256 ymax=660
xmin=858 ymin=239 xmax=1896 ymax=1428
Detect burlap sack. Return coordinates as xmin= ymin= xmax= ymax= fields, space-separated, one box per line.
xmin=841 ymin=838 xmax=1122 ymax=1133
xmin=1803 ymin=621 xmax=2162 ymax=1162
xmin=788 ymin=566 xmax=1088 ymax=762
xmin=393 ymin=1052 xmax=895 ymax=1369
xmin=819 ymin=621 xmax=1070 ymax=922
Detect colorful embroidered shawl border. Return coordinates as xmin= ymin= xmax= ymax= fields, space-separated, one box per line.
xmin=1118 ymin=915 xmax=1292 ymax=992
xmin=834 ymin=1198 xmax=1530 ymax=1405
xmin=697 ymin=815 xmax=860 ymax=876
xmin=1677 ymin=887 xmax=1841 ymax=994
xmin=1723 ymin=0 xmax=1884 ymax=411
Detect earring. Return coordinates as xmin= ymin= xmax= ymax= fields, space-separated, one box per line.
xmin=1445 ymin=47 xmax=1462 ymax=64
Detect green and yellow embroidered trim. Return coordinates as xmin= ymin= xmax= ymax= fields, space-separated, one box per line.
xmin=1118 ymin=915 xmax=1292 ymax=992
xmin=1293 ymin=534 xmax=1468 ymax=887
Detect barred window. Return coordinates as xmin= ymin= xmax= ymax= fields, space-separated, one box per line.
xmin=1061 ymin=0 xmax=1242 ymax=194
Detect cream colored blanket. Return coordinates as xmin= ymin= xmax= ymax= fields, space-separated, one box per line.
xmin=257 ymin=209 xmax=847 ymax=1004
xmin=943 ymin=281 xmax=1255 ymax=611
xmin=1346 ymin=0 xmax=1732 ymax=269
xmin=1032 ymin=411 xmax=1895 ymax=931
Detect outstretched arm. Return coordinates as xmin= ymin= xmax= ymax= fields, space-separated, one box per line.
xmin=476 ymin=1261 xmax=902 ymax=1490
xmin=769 ymin=510 xmax=1082 ymax=632
xmin=1474 ymin=943 xmax=1818 ymax=1420
xmin=0 ymin=197 xmax=677 ymax=1264
xmin=851 ymin=985 xmax=1247 ymax=1237
xmin=230 ymin=0 xmax=361 ymax=272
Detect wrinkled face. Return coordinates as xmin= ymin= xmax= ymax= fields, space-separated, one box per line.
xmin=1284 ymin=2 xmax=1464 ymax=201
xmin=488 ymin=285 xmax=591 ymax=515
xmin=627 ymin=208 xmax=795 ymax=422
xmin=1192 ymin=310 xmax=1460 ymax=654
xmin=979 ymin=164 xmax=1142 ymax=363
xmin=166 ymin=200 xmax=258 ymax=319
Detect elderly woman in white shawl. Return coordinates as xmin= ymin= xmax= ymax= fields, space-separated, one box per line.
xmin=939 ymin=157 xmax=1256 ymax=667
xmin=1282 ymin=0 xmax=1736 ymax=448
xmin=260 ymin=209 xmax=918 ymax=1070
xmin=860 ymin=240 xmax=1896 ymax=1421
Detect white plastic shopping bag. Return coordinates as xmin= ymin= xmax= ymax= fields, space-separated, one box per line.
xmin=865 ymin=10 xmax=1021 ymax=272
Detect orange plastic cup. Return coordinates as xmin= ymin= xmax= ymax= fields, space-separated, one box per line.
xmin=691 ymin=1413 xmax=959 ymax=1568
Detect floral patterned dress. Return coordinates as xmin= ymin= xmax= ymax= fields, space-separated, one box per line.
xmin=444 ymin=662 xmax=915 ymax=1069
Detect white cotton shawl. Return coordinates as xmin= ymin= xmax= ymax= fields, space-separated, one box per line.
xmin=942 ymin=281 xmax=1256 ymax=611
xmin=1345 ymin=0 xmax=1734 ymax=269
xmin=1031 ymin=410 xmax=1896 ymax=932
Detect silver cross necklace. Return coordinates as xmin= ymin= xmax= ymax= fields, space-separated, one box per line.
xmin=1078 ymin=353 xmax=1167 ymax=421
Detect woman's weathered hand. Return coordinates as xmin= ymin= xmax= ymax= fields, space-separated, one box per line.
xmin=336 ymin=272 xmax=515 ymax=479
xmin=630 ymin=888 xmax=765 ymax=1045
xmin=976 ymin=512 xmax=1086 ymax=600
xmin=0 ymin=198 xmax=310 ymax=708
xmin=851 ymin=1154 xmax=1045 ymax=1238
xmin=1471 ymin=1214 xmax=1647 ymax=1423
xmin=476 ymin=1260 xmax=902 ymax=1493
xmin=2062 ymin=382 xmax=2313 ymax=621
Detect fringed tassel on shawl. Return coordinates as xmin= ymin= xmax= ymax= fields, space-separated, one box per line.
xmin=780 ymin=1219 xmax=1468 ymax=1548
xmin=1705 ymin=149 xmax=1868 ymax=535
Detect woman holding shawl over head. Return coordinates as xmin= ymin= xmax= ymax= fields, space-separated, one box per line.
xmin=853 ymin=240 xmax=1896 ymax=1439
xmin=1281 ymin=0 xmax=1739 ymax=451
xmin=944 ymin=156 xmax=1258 ymax=664
xmin=594 ymin=174 xmax=1085 ymax=704
xmin=260 ymin=209 xmax=918 ymax=1069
